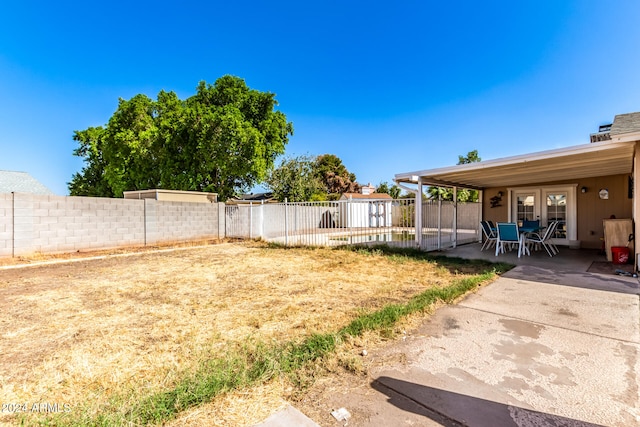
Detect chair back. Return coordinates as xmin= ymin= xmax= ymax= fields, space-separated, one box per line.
xmin=542 ymin=221 xmax=558 ymax=241
xmin=497 ymin=222 xmax=519 ymax=242
xmin=480 ymin=221 xmax=496 ymax=238
xmin=523 ymin=220 xmax=540 ymax=228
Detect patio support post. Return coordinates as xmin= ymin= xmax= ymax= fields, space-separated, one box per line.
xmin=437 ymin=189 xmax=442 ymax=250
xmin=415 ymin=181 xmax=423 ymax=249
xmin=478 ymin=190 xmax=484 ymax=243
xmin=453 ymin=186 xmax=458 ymax=248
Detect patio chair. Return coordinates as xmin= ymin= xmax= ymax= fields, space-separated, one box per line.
xmin=524 ymin=221 xmax=558 ymax=257
xmin=495 ymin=222 xmax=521 ymax=257
xmin=547 ymin=221 xmax=560 ymax=255
xmin=480 ymin=221 xmax=497 ymax=251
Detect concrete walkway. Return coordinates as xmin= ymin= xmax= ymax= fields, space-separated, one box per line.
xmin=260 ymin=261 xmax=640 ymax=426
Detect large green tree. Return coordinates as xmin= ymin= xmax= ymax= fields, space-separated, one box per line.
xmin=427 ymin=150 xmax=481 ymax=202
xmin=69 ymin=76 xmax=293 ymax=201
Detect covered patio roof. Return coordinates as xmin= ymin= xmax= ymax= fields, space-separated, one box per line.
xmin=394 ymin=140 xmax=636 ymax=189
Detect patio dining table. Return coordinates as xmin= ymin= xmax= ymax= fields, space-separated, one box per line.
xmin=518 ymin=225 xmax=544 ymax=256
xmin=492 ymin=224 xmax=544 ymax=257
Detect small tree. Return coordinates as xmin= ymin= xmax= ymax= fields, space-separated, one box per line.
xmin=264 ymin=153 xmax=360 ymax=201
xmin=264 ymin=155 xmax=326 ymax=202
xmin=314 ymin=154 xmax=359 ymax=199
xmin=427 ymin=150 xmax=481 ymax=202
xmin=376 ymin=181 xmax=402 ymax=199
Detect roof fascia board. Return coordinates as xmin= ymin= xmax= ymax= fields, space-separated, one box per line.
xmin=394 ymin=140 xmax=635 ymax=182
xmin=610 ymin=131 xmax=640 ymax=143
xmin=417 ymin=177 xmax=483 ymax=190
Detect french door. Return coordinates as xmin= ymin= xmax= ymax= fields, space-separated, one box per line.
xmin=509 ymin=185 xmax=576 ymax=246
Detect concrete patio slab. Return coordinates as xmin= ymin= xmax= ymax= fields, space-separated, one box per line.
xmin=253 ymin=404 xmax=321 ymax=427
xmin=369 ymin=267 xmax=640 ymax=426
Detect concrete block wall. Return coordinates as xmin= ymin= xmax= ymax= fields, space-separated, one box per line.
xmin=11 ymin=194 xmax=146 ymax=256
xmin=0 ymin=194 xmax=13 ymax=257
xmin=0 ymin=193 xmax=227 ymax=257
xmin=145 ymin=199 xmax=223 ymax=244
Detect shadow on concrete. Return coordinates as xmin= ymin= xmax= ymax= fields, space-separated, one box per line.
xmin=503 ymin=265 xmax=640 ymax=295
xmin=438 ymin=243 xmax=640 ymax=295
xmin=372 ymin=376 xmax=606 ymax=427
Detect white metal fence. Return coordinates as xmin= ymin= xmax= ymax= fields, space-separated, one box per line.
xmin=225 ymin=199 xmax=481 ymax=250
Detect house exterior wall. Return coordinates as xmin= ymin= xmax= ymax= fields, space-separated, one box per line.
xmin=482 ymin=173 xmax=632 ymax=249
xmin=575 ymin=175 xmax=632 ymax=249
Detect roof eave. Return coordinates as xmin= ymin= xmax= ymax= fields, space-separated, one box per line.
xmin=394 ymin=140 xmax=636 ymax=185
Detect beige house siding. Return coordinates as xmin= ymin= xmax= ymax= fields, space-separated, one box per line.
xmin=575 ymin=175 xmax=632 ymax=249
xmin=482 ymin=173 xmax=632 ymax=249
xmin=482 ymin=187 xmax=509 ymax=225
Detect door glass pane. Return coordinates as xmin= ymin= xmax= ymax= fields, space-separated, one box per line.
xmin=516 ymin=194 xmax=535 ymax=226
xmin=547 ymin=193 xmax=567 ymax=238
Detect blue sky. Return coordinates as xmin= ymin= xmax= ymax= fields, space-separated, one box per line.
xmin=1 ymin=1 xmax=640 ymax=195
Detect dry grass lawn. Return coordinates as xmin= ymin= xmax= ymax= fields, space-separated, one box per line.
xmin=0 ymin=241 xmax=494 ymax=426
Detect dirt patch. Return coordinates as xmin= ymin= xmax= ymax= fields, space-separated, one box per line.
xmin=0 ymin=241 xmax=478 ymax=426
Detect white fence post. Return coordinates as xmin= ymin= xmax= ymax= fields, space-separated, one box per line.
xmin=348 ymin=196 xmax=353 ymax=244
xmin=284 ymin=198 xmax=289 ymax=246
xmin=260 ymin=200 xmax=264 ymax=240
xmin=249 ymin=202 xmax=253 ymax=239
xmin=437 ymin=192 xmax=442 ymax=250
